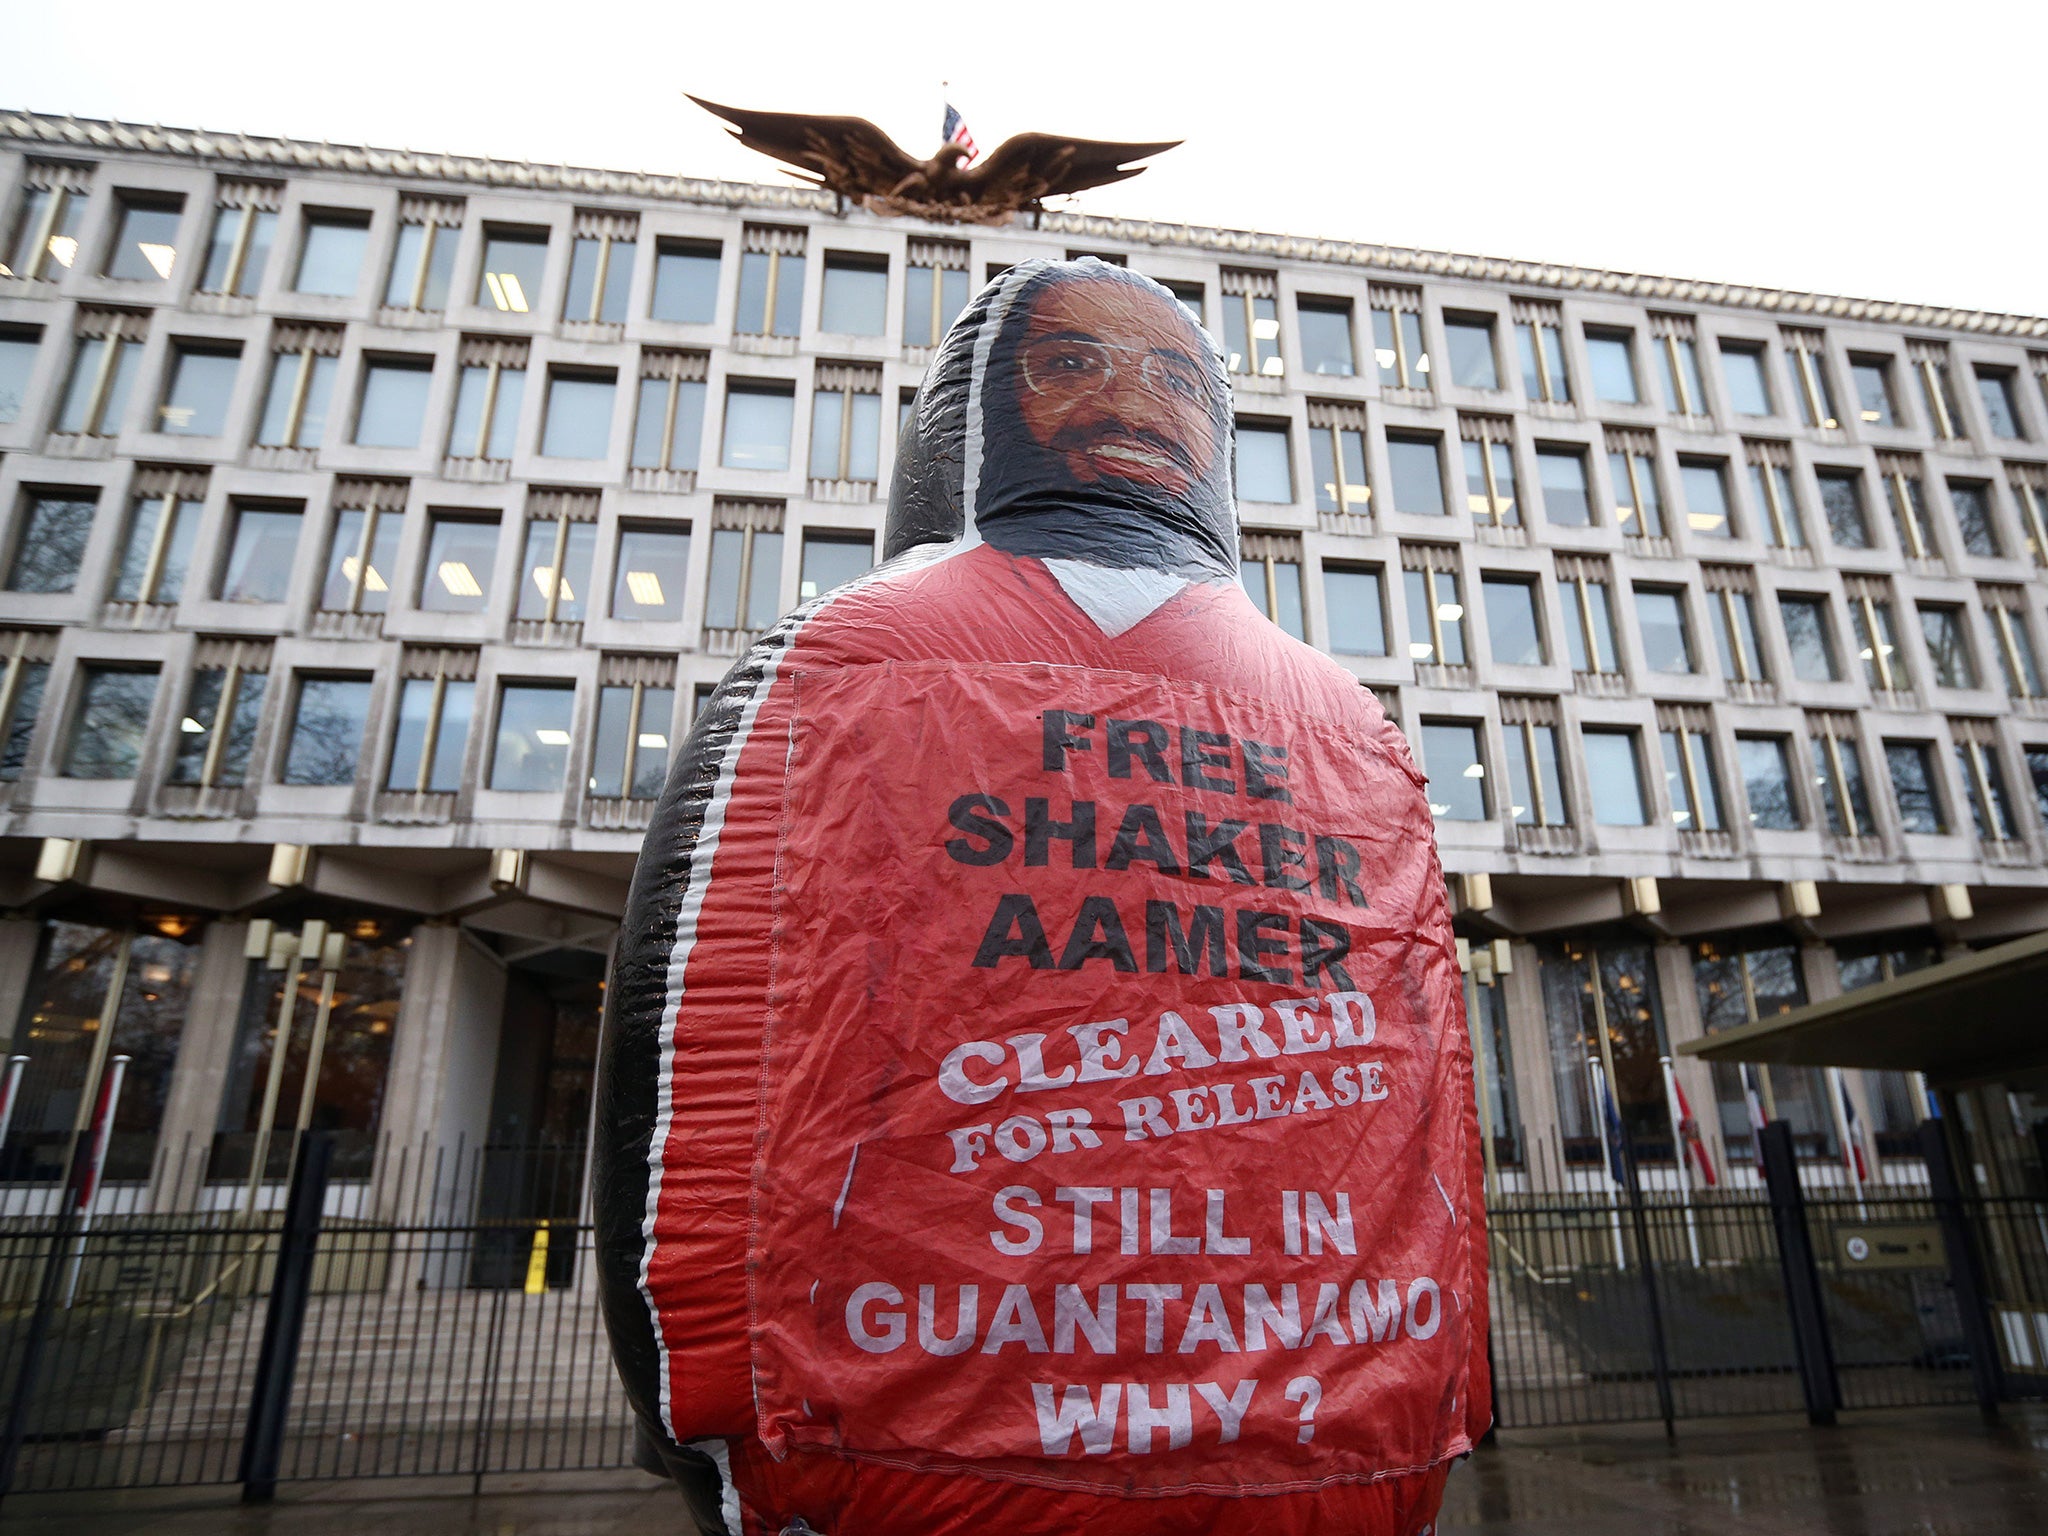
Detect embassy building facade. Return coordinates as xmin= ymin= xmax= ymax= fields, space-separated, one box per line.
xmin=1 ymin=111 xmax=2045 ymax=1211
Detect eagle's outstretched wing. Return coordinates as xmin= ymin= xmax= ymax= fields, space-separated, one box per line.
xmin=687 ymin=95 xmax=922 ymax=197
xmin=965 ymin=133 xmax=1181 ymax=204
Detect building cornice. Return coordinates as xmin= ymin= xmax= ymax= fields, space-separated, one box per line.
xmin=6 ymin=109 xmax=2044 ymax=341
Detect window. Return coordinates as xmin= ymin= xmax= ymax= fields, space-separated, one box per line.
xmin=705 ymin=516 xmax=783 ymax=631
xmin=1370 ymin=287 xmax=1429 ymax=389
xmin=590 ymin=681 xmax=673 ymax=800
xmin=1535 ymin=447 xmax=1592 ymax=526
xmin=1707 ymin=579 xmax=1767 ymax=684
xmin=1809 ymin=714 xmax=1873 ymax=836
xmin=809 ymin=365 xmax=882 ymax=482
xmin=1660 ymin=721 xmax=1723 ymax=830
xmin=1403 ymin=558 xmax=1467 ymax=666
xmin=1845 ymin=582 xmax=1904 ymax=692
xmin=1307 ymin=403 xmax=1370 ymax=515
xmin=1297 ymin=298 xmax=1355 ymax=377
xmin=651 ymin=238 xmax=721 ymax=324
xmin=1221 ymin=271 xmax=1282 ymax=377
xmin=1606 ymin=434 xmax=1664 ymax=537
xmin=0 ymin=326 xmax=38 ymax=422
xmin=1482 ymin=575 xmax=1544 ymax=666
xmin=168 ymin=656 xmax=266 ymax=789
xmin=0 ymin=641 xmax=51 ymax=781
xmin=7 ymin=492 xmax=96 ymax=594
xmin=1240 ymin=542 xmax=1305 ymax=640
xmin=1419 ymin=720 xmax=1488 ymax=820
xmin=255 ymin=325 xmax=341 ymax=449
xmin=540 ymin=369 xmax=616 ymax=459
xmin=1582 ymin=729 xmax=1648 ymax=825
xmin=720 ymin=381 xmax=795 ymax=471
xmin=799 ymin=531 xmax=874 ymax=601
xmin=1910 ymin=340 xmax=1962 ymax=440
xmin=219 ymin=503 xmax=302 ymax=603
xmin=1949 ymin=480 xmax=2001 ymax=558
xmin=2013 ymin=465 xmax=2048 ymax=568
xmin=736 ymin=229 xmax=806 ymax=337
xmin=1885 ymin=741 xmax=1945 ymax=833
xmin=282 ymin=675 xmax=372 ymax=785
xmin=1558 ymin=563 xmax=1620 ymax=674
xmin=1515 ymin=306 xmax=1569 ymax=404
xmin=1679 ymin=458 xmax=1733 ymax=538
xmin=1634 ymin=587 xmax=1695 ymax=673
xmin=447 ymin=340 xmax=528 ymax=461
xmin=819 ymin=253 xmax=887 ymax=335
xmin=1953 ymin=722 xmax=2018 ymax=841
xmin=1879 ymin=457 xmax=1932 ymax=558
xmin=1850 ymin=354 xmax=1897 ymax=426
xmin=1779 ymin=595 xmax=1840 ymax=682
xmin=692 ymin=683 xmax=718 ymax=723
xmin=1983 ymin=587 xmax=2043 ymax=697
xmin=419 ymin=514 xmax=496 ymax=614
xmin=1158 ymin=281 xmax=1204 ymax=330
xmin=354 ymin=357 xmax=433 ymax=448
xmin=1501 ymin=705 xmax=1566 ymax=826
xmin=1693 ymin=944 xmax=1832 ymax=1157
xmin=1585 ymin=328 xmax=1639 ymax=404
xmin=293 ymin=212 xmax=369 ymax=298
xmin=1651 ymin=317 xmax=1708 ymax=417
xmin=1976 ymin=368 xmax=2024 ymax=439
xmin=1781 ymin=331 xmax=1839 ymax=429
xmin=104 ymin=195 xmax=183 ymax=281
xmin=4 ymin=166 xmax=88 ymax=281
xmin=111 ymin=484 xmax=202 ymax=606
xmin=319 ymin=499 xmax=404 ymax=615
xmin=387 ymin=664 xmax=475 ymax=795
xmin=1738 ymin=735 xmax=1801 ymax=829
xmin=563 ymin=216 xmax=636 ymax=324
xmin=57 ymin=316 xmax=145 ymax=436
xmin=613 ymin=526 xmax=691 ymax=621
xmin=626 ymin=351 xmax=710 ymax=475
xmin=1236 ymin=420 xmax=1294 ymax=503
xmin=1719 ymin=341 xmax=1773 ymax=416
xmin=382 ymin=200 xmax=461 ymax=311
xmin=157 ymin=343 xmax=239 ymax=436
xmin=475 ymin=228 xmax=549 ymax=314
xmin=1322 ymin=565 xmax=1386 ymax=656
xmin=1814 ymin=468 xmax=1869 ymax=548
xmin=62 ymin=666 xmax=158 ymax=778
xmin=1387 ymin=433 xmax=1446 ymax=515
xmin=2029 ymin=745 xmax=2048 ymax=831
xmin=491 ymin=683 xmax=575 ymax=791
xmin=1745 ymin=442 xmax=1804 ymax=548
xmin=517 ymin=499 xmax=598 ymax=624
xmin=1460 ymin=422 xmax=1518 ymax=527
xmin=904 ymin=241 xmax=969 ymax=346
xmin=198 ymin=186 xmax=277 ymax=297
xmin=1918 ymin=604 xmax=1976 ymax=689
xmin=1442 ymin=314 xmax=1499 ymax=390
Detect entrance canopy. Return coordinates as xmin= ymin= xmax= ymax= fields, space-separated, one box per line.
xmin=1680 ymin=930 xmax=2048 ymax=1086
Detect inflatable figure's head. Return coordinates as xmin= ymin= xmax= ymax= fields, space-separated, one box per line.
xmin=885 ymin=258 xmax=1238 ymax=579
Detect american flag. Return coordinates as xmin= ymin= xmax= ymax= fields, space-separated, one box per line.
xmin=943 ymin=103 xmax=978 ymax=165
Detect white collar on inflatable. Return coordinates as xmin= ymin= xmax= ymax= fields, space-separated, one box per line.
xmin=1041 ymin=558 xmax=1189 ymax=638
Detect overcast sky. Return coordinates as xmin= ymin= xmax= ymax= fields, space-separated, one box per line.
xmin=7 ymin=0 xmax=2042 ymax=317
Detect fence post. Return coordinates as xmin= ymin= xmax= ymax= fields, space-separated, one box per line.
xmin=0 ymin=1131 xmax=92 ymax=1509
xmin=1758 ymin=1121 xmax=1838 ymax=1425
xmin=239 ymin=1130 xmax=335 ymax=1503
xmin=1615 ymin=1132 xmax=1676 ymax=1440
xmin=1919 ymin=1118 xmax=2003 ymax=1413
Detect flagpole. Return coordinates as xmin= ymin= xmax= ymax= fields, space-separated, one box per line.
xmin=1587 ymin=1056 xmax=1625 ymax=1270
xmin=1659 ymin=1056 xmax=1702 ymax=1267
xmin=1826 ymin=1066 xmax=1867 ymax=1219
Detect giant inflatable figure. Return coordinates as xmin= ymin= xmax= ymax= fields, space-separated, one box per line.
xmin=598 ymin=259 xmax=1488 ymax=1535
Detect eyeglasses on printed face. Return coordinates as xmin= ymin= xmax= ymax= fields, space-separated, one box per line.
xmin=1019 ymin=335 xmax=1208 ymax=405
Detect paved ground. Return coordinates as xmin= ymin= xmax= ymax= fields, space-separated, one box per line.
xmin=6 ymin=1406 xmax=2046 ymax=1533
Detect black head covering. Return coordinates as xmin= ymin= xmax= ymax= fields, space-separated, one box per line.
xmin=884 ymin=258 xmax=1238 ymax=579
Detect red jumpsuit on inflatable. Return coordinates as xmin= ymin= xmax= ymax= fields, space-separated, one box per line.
xmin=597 ymin=259 xmax=1488 ymax=1535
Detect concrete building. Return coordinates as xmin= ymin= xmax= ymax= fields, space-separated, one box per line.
xmin=1 ymin=110 xmax=2044 ymax=1212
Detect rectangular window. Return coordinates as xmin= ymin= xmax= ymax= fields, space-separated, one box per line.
xmin=719 ymin=381 xmax=796 ymax=471
xmin=7 ymin=492 xmax=97 ymax=594
xmin=1501 ymin=708 xmax=1567 ymax=827
xmin=1239 ymin=543 xmax=1305 ymax=640
xmin=1460 ymin=423 xmax=1518 ymax=527
xmin=1606 ymin=435 xmax=1665 ymax=537
xmin=447 ymin=340 xmax=528 ymax=462
xmin=382 ymin=199 xmax=461 ymax=311
xmin=1582 ymin=728 xmax=1649 ymax=825
xmin=387 ymin=667 xmax=475 ymax=794
xmin=1653 ymin=314 xmax=1707 ymax=416
xmin=632 ymin=351 xmax=708 ymax=472
xmin=819 ymin=253 xmax=888 ymax=335
xmin=1779 ymin=595 xmax=1840 ymax=682
xmin=198 ymin=185 xmax=278 ymax=297
xmin=1719 ymin=341 xmax=1774 ymax=416
xmin=1879 ymin=456 xmax=1932 ymax=559
xmin=1221 ymin=271 xmax=1282 ymax=377
xmin=540 ymin=369 xmax=616 ymax=459
xmin=63 ymin=666 xmax=158 ymax=778
xmin=1585 ymin=328 xmax=1639 ymax=404
xmin=293 ymin=212 xmax=369 ymax=298
xmin=1948 ymin=479 xmax=2001 ymax=558
xmin=419 ymin=514 xmax=497 ymax=614
xmin=1918 ymin=604 xmax=1977 ymax=688
xmin=255 ymin=325 xmax=341 ymax=449
xmin=1953 ymin=723 xmax=2018 ymax=840
xmin=1404 ymin=560 xmax=1467 ymax=666
xmin=1307 ymin=403 xmax=1370 ymax=515
xmin=904 ymin=242 xmax=970 ymax=347
xmin=589 ymin=682 xmax=673 ymax=800
xmin=0 ymin=326 xmax=39 ymax=423
xmin=1442 ymin=313 xmax=1499 ymax=390
xmin=1370 ymin=286 xmax=1429 ymax=389
xmin=1322 ymin=564 xmax=1386 ymax=656
xmin=1745 ymin=441 xmax=1804 ymax=548
xmin=1738 ymin=734 xmax=1801 ymax=829
xmin=1236 ymin=419 xmax=1294 ymax=503
xmin=169 ymin=659 xmax=266 ymax=789
xmin=1661 ymin=723 xmax=1723 ymax=831
xmin=490 ymin=682 xmax=575 ymax=792
xmin=799 ymin=531 xmax=874 ymax=602
xmin=1386 ymin=433 xmax=1446 ymax=515
xmin=809 ymin=365 xmax=883 ymax=482
xmin=563 ymin=215 xmax=636 ymax=325
xmin=1809 ymin=715 xmax=1873 ymax=835
xmin=1708 ymin=582 xmax=1768 ymax=684
xmin=319 ymin=500 xmax=404 ymax=615
xmin=0 ymin=644 xmax=51 ymax=781
xmin=517 ymin=500 xmax=598 ymax=624
xmin=612 ymin=525 xmax=690 ymax=621
xmin=1910 ymin=340 xmax=1962 ymax=440
xmin=1558 ymin=564 xmax=1620 ymax=674
xmin=1885 ymin=740 xmax=1945 ymax=833
xmin=157 ymin=343 xmax=239 ymax=437
xmin=651 ymin=238 xmax=721 ymax=324
xmin=1976 ymin=368 xmax=2024 ymax=439
xmin=219 ymin=502 xmax=302 ymax=603
xmin=1815 ymin=468 xmax=1870 ymax=548
xmin=1781 ymin=330 xmax=1839 ymax=429
xmin=1514 ymin=305 xmax=1569 ymax=404
xmin=104 ymin=195 xmax=183 ymax=281
xmin=112 ymin=484 xmax=202 ymax=606
xmin=1845 ymin=583 xmax=1904 ymax=692
xmin=1849 ymin=354 xmax=1898 ymax=426
xmin=354 ymin=357 xmax=434 ymax=448
xmin=1634 ymin=586 xmax=1695 ymax=673
xmin=1679 ymin=458 xmax=1734 ymax=538
xmin=736 ymin=227 xmax=806 ymax=336
xmin=1983 ymin=587 xmax=2043 ymax=697
xmin=2027 ymin=745 xmax=2048 ymax=832
xmin=476 ymin=228 xmax=549 ymax=314
xmin=1419 ymin=720 xmax=1488 ymax=821
xmin=4 ymin=165 xmax=89 ymax=282
xmin=2012 ymin=464 xmax=2048 ymax=568
xmin=1536 ymin=446 xmax=1592 ymax=527
xmin=1297 ymin=298 xmax=1355 ymax=377
xmin=281 ymin=675 xmax=371 ymax=785
xmin=705 ymin=510 xmax=783 ymax=631
xmin=1482 ymin=575 xmax=1545 ymax=666
xmin=57 ymin=317 xmax=145 ymax=436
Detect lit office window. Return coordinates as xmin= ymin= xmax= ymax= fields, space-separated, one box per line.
xmin=1370 ymin=286 xmax=1429 ymax=389
xmin=1660 ymin=721 xmax=1723 ymax=831
xmin=490 ymin=682 xmax=576 ymax=792
xmin=1536 ymin=446 xmax=1592 ymax=527
xmin=56 ymin=314 xmax=145 ymax=436
xmin=1781 ymin=330 xmax=1839 ymax=429
xmin=1744 ymin=441 xmax=1805 ymax=549
xmin=651 ymin=238 xmax=722 ymax=324
xmin=1442 ymin=313 xmax=1499 ymax=390
xmin=1404 ymin=557 xmax=1467 ymax=666
xmin=256 ymin=325 xmax=341 ymax=449
xmin=0 ymin=326 xmax=39 ymax=423
xmin=1849 ymin=354 xmax=1898 ymax=426
xmin=1634 ymin=586 xmax=1696 ymax=673
xmin=218 ymin=503 xmax=302 ymax=603
xmin=1652 ymin=314 xmax=1707 ymax=417
xmin=476 ymin=228 xmax=549 ymax=314
xmin=1482 ymin=575 xmax=1545 ymax=666
xmin=157 ymin=343 xmax=240 ymax=436
xmin=1307 ymin=403 xmax=1370 ymax=515
xmin=540 ymin=369 xmax=616 ymax=459
xmin=6 ymin=492 xmax=97 ymax=594
xmin=3 ymin=165 xmax=89 ymax=281
xmin=1679 ymin=458 xmax=1733 ymax=537
xmin=1718 ymin=340 xmax=1773 ymax=417
xmin=1948 ymin=479 xmax=2001 ymax=558
xmin=819 ymin=253 xmax=887 ymax=335
xmin=517 ymin=501 xmax=598 ymax=624
xmin=798 ymin=530 xmax=874 ymax=602
xmin=62 ymin=666 xmax=158 ymax=778
xmin=293 ymin=212 xmax=369 ymax=298
xmin=1779 ymin=594 xmax=1840 ymax=682
xmin=354 ymin=357 xmax=434 ymax=448
xmin=809 ymin=365 xmax=882 ymax=482
xmin=705 ymin=515 xmax=783 ymax=631
xmin=1515 ymin=305 xmax=1569 ymax=404
xmin=736 ymin=226 xmax=806 ymax=336
xmin=563 ymin=214 xmax=636 ymax=324
xmin=721 ymin=381 xmax=795 ymax=471
xmin=198 ymin=185 xmax=278 ymax=297
xmin=111 ymin=480 xmax=203 ymax=606
xmin=387 ymin=665 xmax=475 ymax=795
xmin=447 ymin=340 xmax=528 ymax=462
xmin=1221 ymin=270 xmax=1283 ymax=377
xmin=1236 ymin=420 xmax=1294 ymax=503
xmin=1918 ymin=604 xmax=1977 ymax=689
xmin=168 ymin=654 xmax=267 ymax=789
xmin=1322 ymin=565 xmax=1386 ymax=657
xmin=1584 ymin=328 xmax=1639 ymax=404
xmin=904 ymin=241 xmax=969 ymax=346
xmin=1419 ymin=720 xmax=1488 ymax=821
xmin=1558 ymin=563 xmax=1621 ymax=674
xmin=1461 ymin=421 xmax=1517 ymax=527
xmin=632 ymin=351 xmax=708 ymax=472
xmin=281 ymin=675 xmax=373 ymax=785
xmin=319 ymin=499 xmax=404 ymax=615
xmin=590 ymin=681 xmax=673 ymax=800
xmin=1387 ymin=433 xmax=1447 ymax=515
xmin=1241 ymin=544 xmax=1305 ymax=640
xmin=1297 ymin=297 xmax=1356 ymax=377
xmin=1814 ymin=468 xmax=1870 ymax=548
xmin=1581 ymin=728 xmax=1649 ymax=826
xmin=1501 ymin=706 xmax=1567 ymax=827
xmin=383 ymin=199 xmax=462 ymax=311
xmin=612 ymin=525 xmax=691 ymax=621
xmin=1738 ymin=735 xmax=1801 ymax=829
xmin=1809 ymin=714 xmax=1873 ymax=836
xmin=104 ymin=194 xmax=183 ymax=281
xmin=1884 ymin=740 xmax=1945 ymax=833
xmin=1975 ymin=368 xmax=2024 ymax=439
xmin=1606 ymin=433 xmax=1665 ymax=538
xmin=419 ymin=514 xmax=497 ymax=615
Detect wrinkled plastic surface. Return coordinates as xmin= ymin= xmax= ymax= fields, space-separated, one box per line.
xmin=596 ymin=260 xmax=1487 ymax=1534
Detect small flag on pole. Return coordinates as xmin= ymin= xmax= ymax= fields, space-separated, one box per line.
xmin=1671 ymin=1072 xmax=1718 ymax=1187
xmin=943 ymin=103 xmax=979 ymax=165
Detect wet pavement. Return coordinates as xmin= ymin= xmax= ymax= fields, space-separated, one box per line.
xmin=5 ymin=1406 xmax=2046 ymax=1533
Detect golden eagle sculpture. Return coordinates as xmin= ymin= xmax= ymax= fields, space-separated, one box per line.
xmin=688 ymin=95 xmax=1179 ymax=226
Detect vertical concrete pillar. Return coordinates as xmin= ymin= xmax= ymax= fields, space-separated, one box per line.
xmin=0 ymin=917 xmax=44 ymax=1050
xmin=1499 ymin=939 xmax=1562 ymax=1190
xmin=152 ymin=918 xmax=254 ymax=1201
